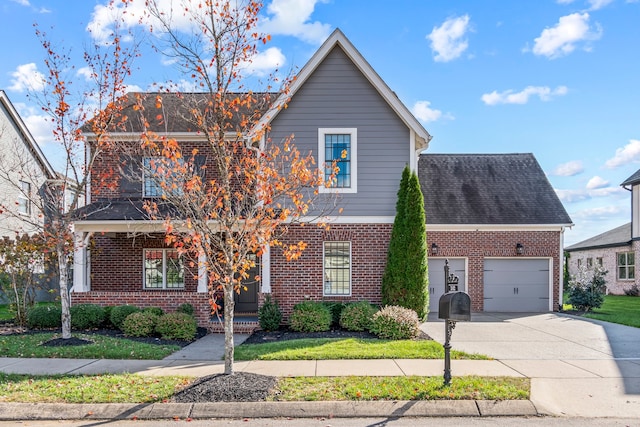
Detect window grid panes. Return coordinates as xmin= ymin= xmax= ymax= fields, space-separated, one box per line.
xmin=324 ymin=134 xmax=351 ymax=188
xmin=144 ymin=249 xmax=184 ymax=289
xmin=143 ymin=157 xmax=185 ymax=198
xmin=323 ymin=241 xmax=351 ymax=296
xmin=617 ymin=252 xmax=635 ymax=280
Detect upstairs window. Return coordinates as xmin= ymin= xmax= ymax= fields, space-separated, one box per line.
xmin=143 ymin=157 xmax=185 ymax=198
xmin=18 ymin=181 xmax=31 ymax=215
xmin=323 ymin=241 xmax=351 ymax=296
xmin=617 ymin=252 xmax=635 ymax=281
xmin=144 ymin=249 xmax=184 ymax=289
xmin=318 ymin=128 xmax=357 ymax=193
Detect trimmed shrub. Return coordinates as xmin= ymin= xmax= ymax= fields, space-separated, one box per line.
xmin=143 ymin=306 xmax=165 ymax=317
xmin=258 ymin=295 xmax=282 ymax=331
xmin=110 ymin=305 xmax=141 ymax=331
xmin=102 ymin=306 xmax=115 ymax=328
xmin=176 ymin=303 xmax=195 ymax=316
xmin=26 ymin=304 xmax=62 ymax=329
xmin=70 ymin=304 xmax=105 ymax=330
xmin=289 ymin=301 xmax=332 ymax=332
xmin=155 ymin=312 xmax=197 ymax=340
xmin=370 ymin=305 xmax=420 ymax=340
xmin=122 ymin=311 xmax=159 ymax=337
xmin=568 ymin=265 xmax=607 ymax=312
xmin=339 ymin=301 xmax=378 ymax=332
xmin=322 ymin=301 xmax=346 ymax=327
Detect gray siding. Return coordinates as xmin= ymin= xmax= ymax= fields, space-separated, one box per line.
xmin=269 ymin=46 xmax=411 ymax=217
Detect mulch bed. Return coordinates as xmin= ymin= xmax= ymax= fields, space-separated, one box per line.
xmin=172 ymin=372 xmax=277 ymax=403
xmin=243 ymin=326 xmax=432 ymax=344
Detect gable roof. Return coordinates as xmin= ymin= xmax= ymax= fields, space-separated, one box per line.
xmin=565 ymin=222 xmax=631 ymax=251
xmin=251 ymin=29 xmax=432 ymax=150
xmin=419 ymin=153 xmax=573 ymax=226
xmin=0 ymin=90 xmax=56 ymax=179
xmin=621 ymin=169 xmax=640 ymax=188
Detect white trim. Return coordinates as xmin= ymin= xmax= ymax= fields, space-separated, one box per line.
xmin=197 ymin=252 xmax=207 ymax=293
xmin=83 ymin=131 xmax=239 ymax=142
xmin=427 ymin=224 xmax=572 ymax=232
xmin=318 ymin=128 xmax=357 ymax=194
xmin=409 ymin=131 xmax=416 ymax=173
xmin=250 ymin=29 xmax=431 ymax=149
xmin=261 ymin=245 xmax=271 ymax=293
xmin=143 ymin=248 xmax=185 ymax=290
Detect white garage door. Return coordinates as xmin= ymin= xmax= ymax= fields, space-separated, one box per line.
xmin=428 ymin=258 xmax=466 ymax=314
xmin=483 ymin=258 xmax=550 ymax=312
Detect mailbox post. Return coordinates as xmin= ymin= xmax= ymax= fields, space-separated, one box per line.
xmin=438 ymin=259 xmax=471 ymax=385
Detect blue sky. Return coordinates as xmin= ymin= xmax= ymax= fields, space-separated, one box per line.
xmin=1 ymin=0 xmax=639 ymax=245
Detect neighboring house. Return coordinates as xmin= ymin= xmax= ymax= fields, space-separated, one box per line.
xmin=0 ymin=90 xmax=57 ymax=237
xmin=71 ymin=30 xmax=573 ymax=326
xmin=420 ymin=154 xmax=573 ymax=313
xmin=565 ymin=169 xmax=640 ymax=295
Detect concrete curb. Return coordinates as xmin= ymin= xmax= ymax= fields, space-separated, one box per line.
xmin=0 ymin=400 xmax=539 ymax=420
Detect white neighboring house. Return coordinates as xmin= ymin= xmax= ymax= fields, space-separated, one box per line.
xmin=0 ymin=90 xmax=57 ymax=237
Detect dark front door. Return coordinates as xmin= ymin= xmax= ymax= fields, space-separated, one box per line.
xmin=234 ymin=254 xmax=259 ymax=312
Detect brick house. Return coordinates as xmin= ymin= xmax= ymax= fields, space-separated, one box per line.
xmin=565 ymin=169 xmax=640 ymax=295
xmin=71 ymin=30 xmax=572 ymax=326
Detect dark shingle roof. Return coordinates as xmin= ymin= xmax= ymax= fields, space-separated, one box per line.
xmin=565 ymin=222 xmax=631 ymax=251
xmin=419 ymin=153 xmax=572 ymax=225
xmin=621 ymin=169 xmax=640 ymax=187
xmin=73 ymin=199 xmax=178 ymax=221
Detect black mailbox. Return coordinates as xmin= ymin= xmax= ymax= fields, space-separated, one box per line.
xmin=438 ymin=291 xmax=471 ymax=321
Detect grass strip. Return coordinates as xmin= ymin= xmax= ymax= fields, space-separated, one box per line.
xmin=235 ymin=338 xmax=488 ymax=361
xmin=0 ymin=373 xmax=192 ymax=403
xmin=0 ymin=333 xmax=180 ymax=359
xmin=271 ymin=376 xmax=529 ymax=401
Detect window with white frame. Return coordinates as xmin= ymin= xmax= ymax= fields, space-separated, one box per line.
xmin=144 ymin=249 xmax=184 ymax=289
xmin=596 ymin=257 xmax=603 ymax=267
xmin=318 ymin=128 xmax=357 ymax=193
xmin=587 ymin=257 xmax=593 ymax=268
xmin=143 ymin=157 xmax=185 ymax=198
xmin=323 ymin=241 xmax=351 ymax=296
xmin=18 ymin=181 xmax=30 ymax=215
xmin=617 ymin=252 xmax=635 ymax=280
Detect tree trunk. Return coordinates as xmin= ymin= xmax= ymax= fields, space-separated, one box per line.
xmin=58 ymin=247 xmax=71 ymax=339
xmin=223 ymin=284 xmax=235 ymax=375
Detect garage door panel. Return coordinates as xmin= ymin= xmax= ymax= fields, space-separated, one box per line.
xmin=483 ymin=259 xmax=550 ymax=313
xmin=428 ymin=258 xmax=465 ymax=313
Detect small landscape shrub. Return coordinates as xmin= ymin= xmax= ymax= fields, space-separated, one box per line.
xmin=624 ymin=285 xmax=640 ymax=297
xmin=258 ymin=295 xmax=282 ymax=331
xmin=70 ymin=304 xmax=105 ymax=330
xmin=26 ymin=304 xmax=62 ymax=329
xmin=102 ymin=306 xmax=115 ymax=328
xmin=176 ymin=303 xmax=195 ymax=316
xmin=289 ymin=301 xmax=332 ymax=332
xmin=110 ymin=305 xmax=141 ymax=331
xmin=122 ymin=311 xmax=159 ymax=337
xmin=568 ymin=265 xmax=607 ymax=312
xmin=322 ymin=301 xmax=346 ymax=327
xmin=339 ymin=301 xmax=378 ymax=332
xmin=156 ymin=312 xmax=197 ymax=340
xmin=143 ymin=306 xmax=165 ymax=317
xmin=370 ymin=305 xmax=420 ymax=340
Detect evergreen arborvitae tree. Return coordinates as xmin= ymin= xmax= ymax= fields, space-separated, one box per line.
xmin=382 ymin=166 xmax=430 ymax=319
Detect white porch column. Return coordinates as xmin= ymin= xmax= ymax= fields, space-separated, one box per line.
xmin=197 ymin=252 xmax=207 ymax=293
xmin=261 ymin=245 xmax=271 ymax=293
xmin=72 ymin=231 xmax=89 ymax=292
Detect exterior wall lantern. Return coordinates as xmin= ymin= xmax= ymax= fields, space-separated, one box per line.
xmin=431 ymin=243 xmax=439 ymax=256
xmin=516 ymin=243 xmax=524 ymax=255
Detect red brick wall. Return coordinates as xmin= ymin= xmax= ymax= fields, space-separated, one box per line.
xmin=268 ymin=223 xmax=391 ymax=317
xmin=426 ymin=230 xmax=562 ymax=311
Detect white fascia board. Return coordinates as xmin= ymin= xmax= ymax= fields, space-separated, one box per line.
xmin=294 ymin=216 xmax=395 ymax=224
xmin=426 ymin=224 xmax=573 ymax=232
xmin=249 ymin=29 xmax=432 ymax=148
xmin=82 ymin=131 xmax=240 ymax=142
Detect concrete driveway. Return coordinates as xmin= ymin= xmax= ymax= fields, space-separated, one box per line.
xmin=422 ymin=312 xmax=640 ymax=417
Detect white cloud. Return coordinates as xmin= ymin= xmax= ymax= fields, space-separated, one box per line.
xmin=240 ymin=47 xmax=286 ymax=77
xmin=605 ymin=139 xmax=640 ymax=168
xmin=553 ymin=160 xmax=584 ymax=176
xmin=13 ymin=103 xmax=55 ymax=146
xmin=259 ymin=0 xmax=331 ymax=44
xmin=531 ymin=13 xmax=602 ymax=59
xmin=571 ymin=205 xmax=623 ymax=219
xmin=411 ymin=101 xmax=454 ymax=123
xmin=586 ymin=176 xmax=609 ymax=189
xmin=556 ymin=0 xmax=576 ymax=4
xmin=588 ymin=0 xmax=614 ymax=10
xmin=555 ymin=185 xmax=624 ymax=202
xmin=481 ymin=85 xmax=568 ymax=105
xmin=11 ymin=0 xmax=30 ymax=5
xmin=9 ymin=63 xmax=46 ymax=93
xmin=427 ymin=15 xmax=471 ymax=63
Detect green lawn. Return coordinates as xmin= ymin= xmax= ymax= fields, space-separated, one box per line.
xmin=0 ymin=304 xmax=11 ymax=321
xmin=583 ymin=295 xmax=640 ymax=328
xmin=0 ymin=333 xmax=180 ymax=359
xmin=235 ymin=337 xmax=488 ymax=361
